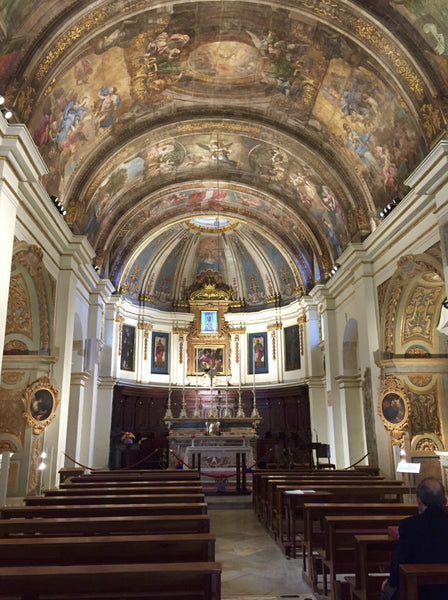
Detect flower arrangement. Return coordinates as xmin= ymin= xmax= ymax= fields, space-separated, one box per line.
xmin=121 ymin=431 xmax=135 ymax=444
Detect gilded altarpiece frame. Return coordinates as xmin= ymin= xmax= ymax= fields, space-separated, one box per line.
xmin=187 ymin=282 xmax=234 ymax=379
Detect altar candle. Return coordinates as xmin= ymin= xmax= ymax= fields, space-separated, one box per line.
xmin=183 ymin=344 xmax=186 ymax=389
xmin=252 ymin=342 xmax=256 ymax=391
xmin=195 ymin=348 xmax=199 ymax=389
xmin=238 ymin=338 xmax=241 ymax=389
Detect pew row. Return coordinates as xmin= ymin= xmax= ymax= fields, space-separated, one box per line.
xmin=260 ymin=476 xmax=392 ymax=527
xmin=0 ymin=514 xmax=210 ymax=537
xmin=44 ymin=485 xmax=202 ymax=496
xmin=24 ymin=493 xmax=205 ymax=506
xmin=0 ymin=502 xmax=208 ymax=519
xmin=60 ymin=479 xmax=203 ymax=489
xmin=283 ymin=485 xmax=406 ymax=556
xmin=72 ymin=469 xmax=200 ymax=482
xmin=301 ymin=503 xmax=416 ymax=589
xmin=0 ymin=532 xmax=215 ymax=566
xmin=320 ymin=515 xmax=406 ymax=599
xmin=0 ymin=561 xmax=221 ymax=600
xmin=272 ymin=480 xmax=404 ymax=540
xmin=254 ymin=473 xmax=386 ymax=522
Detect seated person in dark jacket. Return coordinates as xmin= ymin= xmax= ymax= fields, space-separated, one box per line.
xmin=382 ymin=476 xmax=448 ymax=600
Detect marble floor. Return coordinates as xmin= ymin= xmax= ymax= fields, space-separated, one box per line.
xmin=207 ymin=497 xmax=319 ymax=600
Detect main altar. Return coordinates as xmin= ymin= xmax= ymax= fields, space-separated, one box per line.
xmin=164 ymin=277 xmax=262 ymax=473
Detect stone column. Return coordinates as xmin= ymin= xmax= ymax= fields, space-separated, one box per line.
xmin=335 ymin=374 xmax=366 ymax=466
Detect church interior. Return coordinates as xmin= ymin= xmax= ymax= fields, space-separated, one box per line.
xmin=1 ymin=1 xmax=448 ymax=595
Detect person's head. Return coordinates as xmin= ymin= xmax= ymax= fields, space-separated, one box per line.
xmin=416 ymin=477 xmax=446 ymax=512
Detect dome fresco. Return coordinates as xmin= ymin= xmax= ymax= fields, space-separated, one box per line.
xmin=119 ymin=218 xmax=301 ymax=311
xmin=1 ymin=0 xmax=447 ymax=310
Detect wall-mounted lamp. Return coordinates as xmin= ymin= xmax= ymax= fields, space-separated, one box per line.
xmin=50 ymin=194 xmax=67 ymax=216
xmin=442 ymin=299 xmax=448 ymax=310
xmin=0 ymin=95 xmax=5 ymax=105
xmin=379 ymin=196 xmax=401 ymax=219
xmin=329 ymin=263 xmax=340 ymax=277
xmin=93 ymin=265 xmax=100 ymax=272
xmin=1 ymin=107 xmax=12 ymax=120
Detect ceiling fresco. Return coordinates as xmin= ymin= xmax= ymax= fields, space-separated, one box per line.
xmin=1 ymin=0 xmax=447 ymax=310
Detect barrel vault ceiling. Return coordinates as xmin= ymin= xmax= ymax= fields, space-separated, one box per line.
xmin=1 ymin=1 xmax=447 ymax=311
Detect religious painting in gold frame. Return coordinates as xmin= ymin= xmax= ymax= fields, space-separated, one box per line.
xmin=23 ymin=377 xmax=59 ymax=434
xmin=195 ymin=346 xmax=226 ymax=374
xmin=378 ymin=376 xmax=409 ymax=437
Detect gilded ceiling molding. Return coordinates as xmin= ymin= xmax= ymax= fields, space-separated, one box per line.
xmin=421 ymin=104 xmax=445 ymax=141
xmin=302 ymin=0 xmax=426 ymax=101
xmin=353 ymin=20 xmax=424 ymax=101
xmin=35 ymin=7 xmax=110 ymax=82
xmin=176 ymin=122 xmax=260 ymax=136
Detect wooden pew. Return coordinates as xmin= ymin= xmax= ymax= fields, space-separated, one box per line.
xmin=345 ymin=533 xmax=397 ymax=600
xmin=260 ymin=475 xmax=388 ymax=526
xmin=0 ymin=502 xmax=208 ymax=519
xmin=44 ymin=485 xmax=202 ymax=496
xmin=0 ymin=514 xmax=210 ymax=537
xmin=320 ymin=515 xmax=407 ymax=599
xmin=0 ymin=532 xmax=216 ymax=566
xmin=74 ymin=469 xmax=200 ymax=482
xmin=0 ymin=561 xmax=221 ymax=600
xmin=282 ymin=484 xmax=406 ymax=555
xmin=24 ymin=493 xmax=205 ymax=506
xmin=60 ymin=479 xmax=203 ymax=489
xmin=301 ymin=503 xmax=416 ymax=589
xmin=269 ymin=479 xmax=403 ymax=538
xmin=399 ymin=564 xmax=448 ymax=600
xmin=253 ymin=472 xmax=385 ymax=520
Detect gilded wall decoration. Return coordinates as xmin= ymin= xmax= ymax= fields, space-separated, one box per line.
xmin=28 ymin=435 xmax=42 ymax=496
xmin=415 ymin=437 xmax=439 ymax=452
xmin=402 ymin=285 xmax=440 ymax=344
xmin=378 ymin=376 xmax=409 ymax=445
xmin=380 ymin=249 xmax=443 ymax=355
xmin=6 ymin=243 xmax=54 ymax=355
xmin=22 ymin=377 xmax=60 ymax=435
xmin=409 ymin=374 xmax=433 ymax=387
xmin=408 ymin=388 xmax=441 ymax=439
xmin=0 ymin=386 xmax=28 ymax=444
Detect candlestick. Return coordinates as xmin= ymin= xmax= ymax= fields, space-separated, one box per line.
xmin=195 ymin=348 xmax=198 ymax=390
xmin=164 ymin=389 xmax=173 ymax=419
xmin=193 ymin=388 xmax=201 ymax=417
xmin=236 ymin=388 xmax=244 ymax=418
xmin=252 ymin=341 xmax=255 ymax=385
xmin=179 ymin=388 xmax=187 ymax=418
